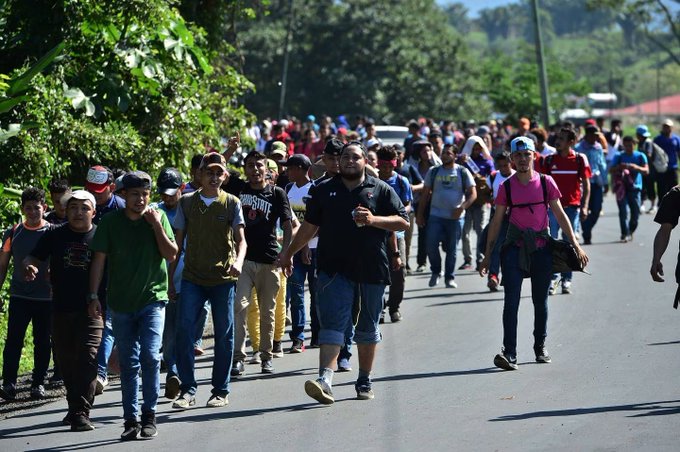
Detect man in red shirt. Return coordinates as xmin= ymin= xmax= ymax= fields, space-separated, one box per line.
xmin=542 ymin=127 xmax=591 ymax=295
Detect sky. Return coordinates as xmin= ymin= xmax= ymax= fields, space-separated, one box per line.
xmin=436 ymin=0 xmax=513 ymax=17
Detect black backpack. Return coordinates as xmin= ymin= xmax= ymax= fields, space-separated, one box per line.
xmin=502 ymin=174 xmax=548 ymax=217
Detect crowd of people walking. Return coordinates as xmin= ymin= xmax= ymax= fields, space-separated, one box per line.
xmin=0 ymin=113 xmax=678 ymax=440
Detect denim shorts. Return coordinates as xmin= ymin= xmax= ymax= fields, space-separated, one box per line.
xmin=316 ymin=271 xmax=386 ymax=345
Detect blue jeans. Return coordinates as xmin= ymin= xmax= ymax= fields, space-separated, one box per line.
xmin=426 ymin=215 xmax=464 ymax=280
xmin=500 ymin=245 xmax=552 ymax=357
xmin=177 ymin=280 xmax=235 ymax=397
xmin=111 ymin=302 xmax=165 ymax=421
xmin=549 ymin=205 xmax=578 ymax=282
xmin=316 ymin=272 xmax=385 ymax=345
xmin=287 ymin=250 xmax=317 ymax=342
xmin=162 ymin=294 xmax=208 ymax=377
xmin=489 ymin=217 xmax=509 ymax=277
xmin=97 ymin=310 xmax=115 ymax=380
xmin=581 ymin=183 xmax=603 ymax=242
xmin=194 ymin=300 xmax=210 ymax=348
xmin=617 ymin=188 xmax=642 ymax=237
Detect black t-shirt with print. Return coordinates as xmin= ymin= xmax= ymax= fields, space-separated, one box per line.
xmin=240 ymin=184 xmax=292 ymax=264
xmin=305 ymin=174 xmax=408 ymax=284
xmin=30 ymin=224 xmax=97 ymax=313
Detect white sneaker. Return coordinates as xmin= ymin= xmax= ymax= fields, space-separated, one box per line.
xmin=249 ymin=351 xmax=261 ymax=364
xmin=95 ymin=375 xmax=108 ymax=395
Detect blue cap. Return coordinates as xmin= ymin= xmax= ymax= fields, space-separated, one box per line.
xmin=636 ymin=125 xmax=651 ymax=137
xmin=306 ymin=114 xmax=316 ymax=122
xmin=510 ymin=136 xmax=535 ymax=153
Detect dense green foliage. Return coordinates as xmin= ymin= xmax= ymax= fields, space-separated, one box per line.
xmin=0 ymin=0 xmax=256 ymax=378
xmin=0 ymin=0 xmax=253 ymax=190
xmin=238 ymin=0 xmax=492 ymax=123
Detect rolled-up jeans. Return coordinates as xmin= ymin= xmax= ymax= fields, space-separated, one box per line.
xmin=111 ymin=302 xmax=165 ymax=421
xmin=316 ymin=272 xmax=385 ymax=345
xmin=500 ymin=245 xmax=552 ymax=358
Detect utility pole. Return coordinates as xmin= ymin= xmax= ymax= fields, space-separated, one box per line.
xmin=278 ymin=0 xmax=295 ymax=119
xmin=531 ymin=0 xmax=550 ymax=127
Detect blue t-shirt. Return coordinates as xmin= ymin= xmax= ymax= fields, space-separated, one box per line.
xmin=612 ymin=151 xmax=647 ymax=190
xmin=424 ymin=165 xmax=475 ymax=219
xmin=653 ymin=134 xmax=680 ymax=169
xmin=156 ymin=201 xmax=184 ymax=293
xmin=385 ymin=173 xmax=413 ymax=239
xmin=575 ymin=140 xmax=608 ymax=186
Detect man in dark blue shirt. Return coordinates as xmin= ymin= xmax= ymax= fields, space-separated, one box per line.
xmin=653 ymin=119 xmax=680 ymax=201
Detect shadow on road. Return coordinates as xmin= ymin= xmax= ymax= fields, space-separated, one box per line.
xmin=333 ymin=367 xmax=499 ymax=387
xmin=403 ymin=290 xmax=491 ymax=301
xmin=25 ymin=439 xmax=122 ymax=451
xmin=488 ymin=399 xmax=680 ymax=422
xmin=647 ymin=340 xmax=680 ymax=346
xmin=427 ymin=297 xmax=506 ymax=306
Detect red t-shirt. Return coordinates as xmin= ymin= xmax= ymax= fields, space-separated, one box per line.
xmin=542 ymin=150 xmax=591 ymax=207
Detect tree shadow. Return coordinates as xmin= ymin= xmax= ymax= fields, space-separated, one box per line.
xmin=489 ymin=399 xmax=680 ymax=422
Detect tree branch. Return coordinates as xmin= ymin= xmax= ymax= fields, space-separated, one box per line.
xmin=644 ymin=26 xmax=680 ymax=65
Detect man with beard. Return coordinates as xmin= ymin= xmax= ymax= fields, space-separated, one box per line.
xmin=280 ymin=142 xmax=408 ymax=404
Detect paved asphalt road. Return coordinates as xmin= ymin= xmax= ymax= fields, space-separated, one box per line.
xmin=1 ymin=195 xmax=679 ymax=451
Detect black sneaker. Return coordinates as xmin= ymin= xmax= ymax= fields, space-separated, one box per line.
xmin=30 ymin=384 xmax=46 ymax=399
xmin=71 ymin=412 xmax=95 ymax=432
xmin=534 ymin=345 xmax=552 ymax=363
xmin=164 ymin=374 xmax=181 ymax=400
xmin=261 ymin=359 xmax=274 ymax=374
xmin=355 ymin=378 xmax=374 ymax=400
xmin=140 ymin=412 xmax=157 ymax=439
xmin=493 ymin=350 xmax=518 ymax=371
xmin=120 ymin=419 xmax=141 ymax=441
xmin=272 ymin=341 xmax=284 ymax=358
xmin=390 ymin=311 xmax=402 ymax=323
xmin=62 ymin=412 xmax=74 ymax=426
xmin=289 ymin=339 xmax=305 ymax=353
xmin=0 ymin=383 xmax=17 ymax=401
xmin=458 ymin=261 xmax=472 ymax=270
xmin=231 ymin=360 xmax=245 ymax=377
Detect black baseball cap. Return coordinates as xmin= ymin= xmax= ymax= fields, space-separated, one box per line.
xmin=323 ymin=138 xmax=344 ymax=156
xmin=282 ymin=154 xmax=312 ymax=170
xmin=157 ymin=168 xmax=183 ymax=196
xmin=122 ymin=171 xmax=152 ymax=190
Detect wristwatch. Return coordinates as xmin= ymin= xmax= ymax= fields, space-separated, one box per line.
xmin=392 ymin=252 xmax=401 ymax=258
xmin=88 ymin=293 xmax=99 ymax=301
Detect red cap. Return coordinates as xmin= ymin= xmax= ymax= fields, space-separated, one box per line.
xmin=85 ymin=165 xmax=112 ymax=193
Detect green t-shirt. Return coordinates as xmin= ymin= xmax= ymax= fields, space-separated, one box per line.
xmin=90 ymin=209 xmax=175 ymax=313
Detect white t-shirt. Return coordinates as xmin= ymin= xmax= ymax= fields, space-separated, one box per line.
xmin=287 ymin=181 xmax=317 ymax=249
xmin=540 ymin=143 xmax=557 ymax=157
xmin=488 ymin=170 xmax=516 ymax=200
